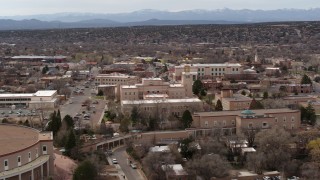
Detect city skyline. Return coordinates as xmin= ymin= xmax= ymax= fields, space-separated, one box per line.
xmin=1 ymin=0 xmax=319 ymax=16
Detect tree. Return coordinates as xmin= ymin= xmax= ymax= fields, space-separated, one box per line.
xmin=241 ymin=90 xmax=246 ymax=96
xmin=73 ymin=160 xmax=97 ymax=180
xmin=247 ymin=152 xmax=265 ymax=174
xmin=65 ymin=130 xmax=76 ymax=155
xmin=180 ymin=138 xmax=197 ymax=160
xmin=301 ymin=104 xmax=316 ymax=125
xmin=307 ymin=138 xmax=320 ymax=163
xmin=192 ymin=80 xmax=203 ymax=96
xmin=181 ymin=110 xmax=193 ymax=128
xmin=131 ymin=106 xmax=140 ymax=126
xmin=255 ymin=128 xmax=292 ymax=171
xmin=249 ymin=98 xmax=264 ymax=110
xmin=263 ymin=91 xmax=269 ymax=99
xmin=97 ymin=90 xmax=104 ymax=96
xmin=47 ymin=111 xmax=61 ymax=136
xmin=301 ymin=74 xmax=312 ymax=85
xmin=242 ymin=128 xmax=259 ymax=147
xmin=119 ymin=116 xmax=130 ymax=133
xmin=300 ymin=162 xmax=320 ymax=180
xmin=142 ymin=152 xmax=175 ymax=179
xmin=63 ymin=115 xmax=74 ymax=130
xmin=187 ymin=154 xmax=231 ymax=180
xmin=199 ymin=137 xmax=228 ymax=156
xmin=215 ymin=99 xmax=223 ymax=111
xmin=42 ymin=65 xmax=49 ymax=74
xmin=99 ymin=119 xmax=107 ymax=134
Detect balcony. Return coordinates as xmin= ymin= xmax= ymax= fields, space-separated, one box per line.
xmin=0 ymin=155 xmax=50 ymax=179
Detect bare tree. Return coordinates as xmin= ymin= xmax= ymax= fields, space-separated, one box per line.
xmin=186 ymin=154 xmax=231 ymax=180
xmin=142 ymin=152 xmax=175 ymax=180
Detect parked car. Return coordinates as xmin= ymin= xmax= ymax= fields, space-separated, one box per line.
xmin=130 ymin=163 xmax=137 ymax=169
xmin=112 ymin=159 xmax=118 ymax=164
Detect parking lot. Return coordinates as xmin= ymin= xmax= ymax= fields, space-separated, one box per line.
xmin=0 ymin=108 xmax=38 ymax=118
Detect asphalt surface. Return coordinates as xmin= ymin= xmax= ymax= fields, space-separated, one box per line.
xmin=111 ymin=146 xmax=145 ymax=180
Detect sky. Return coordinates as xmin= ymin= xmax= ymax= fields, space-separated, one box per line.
xmin=1 ymin=0 xmax=320 ymax=16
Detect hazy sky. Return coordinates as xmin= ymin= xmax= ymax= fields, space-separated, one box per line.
xmin=1 ymin=0 xmax=319 ymax=16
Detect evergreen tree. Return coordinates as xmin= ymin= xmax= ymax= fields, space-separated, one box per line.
xmin=63 ymin=115 xmax=74 ymax=130
xmin=57 ymin=109 xmax=62 ymax=131
xmin=131 ymin=106 xmax=140 ymax=126
xmin=42 ymin=65 xmax=49 ymax=74
xmin=263 ymin=92 xmax=269 ymax=99
xmin=97 ymin=90 xmax=104 ymax=96
xmin=249 ymin=98 xmax=264 ymax=110
xmin=100 ymin=119 xmax=107 ymax=134
xmin=65 ymin=130 xmax=76 ymax=154
xmin=192 ymin=80 xmax=203 ymax=96
xmin=301 ymin=74 xmax=312 ymax=85
xmin=215 ymin=99 xmax=223 ymax=111
xmin=73 ymin=160 xmax=97 ymax=180
xmin=181 ymin=110 xmax=193 ymax=128
xmin=24 ymin=120 xmax=30 ymax=127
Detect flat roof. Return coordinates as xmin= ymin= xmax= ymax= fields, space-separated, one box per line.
xmin=11 ymin=55 xmax=66 ymax=59
xmin=193 ymin=108 xmax=299 ymax=117
xmin=176 ymin=63 xmax=242 ymax=68
xmin=223 ymin=94 xmax=252 ymax=102
xmin=122 ymin=98 xmax=202 ymax=105
xmin=0 ymin=90 xmax=56 ymax=98
xmin=0 ymin=125 xmax=52 ymax=156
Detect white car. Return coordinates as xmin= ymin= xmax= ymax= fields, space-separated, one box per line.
xmin=112 ymin=159 xmax=118 ymax=164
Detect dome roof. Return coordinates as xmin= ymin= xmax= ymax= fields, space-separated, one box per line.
xmin=241 ymin=109 xmax=255 ymax=115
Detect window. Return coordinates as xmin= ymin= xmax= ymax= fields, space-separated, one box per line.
xmin=213 ymin=121 xmax=217 ymax=126
xmin=36 ymin=148 xmax=38 ymax=158
xmin=291 ymin=117 xmax=295 ymax=122
xmin=42 ymin=145 xmax=47 ymax=154
xmin=275 ymin=118 xmax=278 ymax=123
xmin=205 ymin=121 xmax=208 ymax=127
xmin=283 ymin=125 xmax=286 ymax=129
xmin=223 ymin=121 xmax=226 ymax=127
xmin=28 ymin=152 xmax=31 ymax=162
xmin=248 ymin=123 xmax=253 ymax=128
xmin=231 ymin=120 xmax=235 ymax=125
xmin=283 ymin=117 xmax=286 ymax=122
xmin=4 ymin=160 xmax=8 ymax=171
xmin=291 ymin=124 xmax=295 ymax=129
xmin=18 ymin=156 xmax=21 ymax=167
xmin=262 ymin=122 xmax=268 ymax=128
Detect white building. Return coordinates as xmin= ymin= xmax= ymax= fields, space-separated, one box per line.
xmin=173 ymin=63 xmax=243 ymax=81
xmin=0 ymin=90 xmax=58 ymax=109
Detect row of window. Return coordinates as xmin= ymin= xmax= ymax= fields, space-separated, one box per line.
xmin=197 ymin=68 xmax=239 ymax=72
xmin=275 ymin=116 xmax=295 ymax=122
xmin=3 ymin=145 xmax=47 ymax=171
xmin=0 ymin=98 xmax=31 ymax=101
xmin=98 ymin=78 xmax=127 ymax=82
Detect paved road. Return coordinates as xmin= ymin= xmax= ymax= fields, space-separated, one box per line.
xmin=111 ymin=146 xmax=146 ymax=180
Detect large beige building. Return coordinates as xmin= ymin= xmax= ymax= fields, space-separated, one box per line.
xmin=0 ymin=125 xmax=54 ymax=180
xmin=192 ymin=108 xmax=301 ymax=135
xmin=173 ymin=63 xmax=243 ymax=81
xmin=120 ymin=72 xmax=194 ymax=102
xmin=215 ymin=89 xmax=253 ymax=110
xmin=94 ymin=73 xmax=139 ymax=86
xmin=122 ymin=98 xmax=203 ymax=120
xmin=95 ymin=73 xmax=139 ymax=100
xmin=0 ymin=90 xmax=58 ymax=109
xmin=120 ymin=72 xmax=203 ymax=119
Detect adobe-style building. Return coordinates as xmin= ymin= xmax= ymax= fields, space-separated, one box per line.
xmin=215 ymin=89 xmax=253 ymax=110
xmin=120 ymin=70 xmax=203 ymax=119
xmin=192 ymin=108 xmax=301 ymax=136
xmin=173 ymin=63 xmax=243 ymax=81
xmin=94 ymin=73 xmax=139 ymax=86
xmin=120 ymin=71 xmax=195 ymax=102
xmin=0 ymin=124 xmax=54 ymax=180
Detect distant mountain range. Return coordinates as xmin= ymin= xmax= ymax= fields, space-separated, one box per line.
xmin=0 ymin=9 xmax=320 ymax=30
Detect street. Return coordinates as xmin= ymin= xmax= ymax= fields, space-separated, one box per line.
xmin=110 ymin=146 xmax=146 ymax=180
